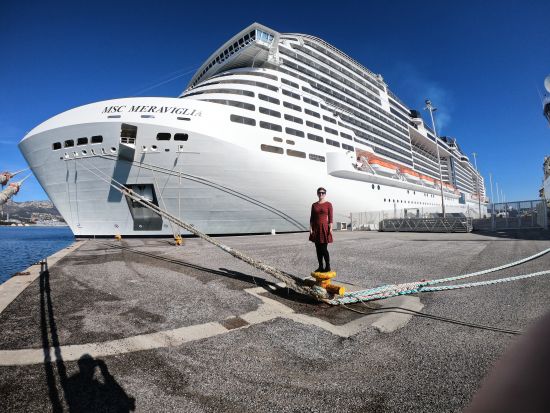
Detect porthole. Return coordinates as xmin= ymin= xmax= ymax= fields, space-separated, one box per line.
xmin=111 ymin=147 xmax=117 ymax=153
xmin=82 ymin=150 xmax=87 ymax=155
xmin=371 ymin=184 xmax=375 ymax=189
xmin=174 ymin=133 xmax=188 ymax=141
xmin=384 ymin=198 xmax=386 ymax=202
xmin=377 ymin=185 xmax=380 ymax=190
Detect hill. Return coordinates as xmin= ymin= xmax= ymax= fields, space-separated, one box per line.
xmin=0 ymin=200 xmax=64 ymax=223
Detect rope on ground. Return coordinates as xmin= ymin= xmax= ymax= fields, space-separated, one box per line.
xmin=341 ymin=303 xmax=522 ymax=335
xmin=73 ymin=156 xmax=549 ymax=305
xmin=75 ymin=158 xmax=311 ymax=296
xmin=329 ymin=248 xmax=550 ymax=305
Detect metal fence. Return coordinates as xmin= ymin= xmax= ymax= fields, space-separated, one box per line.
xmin=473 ymin=199 xmax=548 ymax=231
xmin=350 ymin=209 xmax=472 ymax=231
xmin=379 ymin=217 xmax=473 ymax=233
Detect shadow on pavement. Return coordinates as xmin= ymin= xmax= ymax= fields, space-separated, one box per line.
xmin=40 ymin=262 xmax=136 ymax=412
xmin=473 ymin=229 xmax=550 ymax=241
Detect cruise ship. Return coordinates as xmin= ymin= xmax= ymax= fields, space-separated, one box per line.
xmin=19 ymin=23 xmax=488 ymax=236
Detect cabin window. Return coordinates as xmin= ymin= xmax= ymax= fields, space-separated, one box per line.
xmin=259 ymin=94 xmax=280 ymax=105
xmin=282 ymin=89 xmax=300 ymax=100
xmin=261 ymin=144 xmax=283 ymax=154
xmin=77 ymin=137 xmax=88 ymax=145
xmin=64 ymin=139 xmax=74 ymax=148
xmin=259 ymin=121 xmax=282 ymax=132
xmin=230 ymin=114 xmax=256 ymax=126
xmin=284 ymin=114 xmax=303 ymax=124
xmin=325 ymin=127 xmax=338 ymax=135
xmin=307 ymin=133 xmax=323 ymax=143
xmin=281 ymin=78 xmax=299 ymax=88
xmin=52 ymin=142 xmax=61 ymax=150
xmin=156 ymin=133 xmax=171 ymax=141
xmin=306 ymin=120 xmax=322 ymax=130
xmin=259 ymin=107 xmax=281 ymax=118
xmin=91 ymin=135 xmax=103 ymax=144
xmin=305 ymin=109 xmax=320 ymax=118
xmin=287 ymin=149 xmax=306 ymax=158
xmin=309 ymin=154 xmax=325 ymax=162
xmin=285 ymin=127 xmax=304 ymax=138
xmin=283 ymin=101 xmax=301 ymax=112
xmin=174 ymin=133 xmax=188 ymax=141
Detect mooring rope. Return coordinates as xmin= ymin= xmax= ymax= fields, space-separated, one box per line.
xmin=75 ymin=158 xmax=311 ymax=296
xmin=328 ymin=248 xmax=550 ymax=305
xmin=72 ymin=156 xmax=550 ymax=305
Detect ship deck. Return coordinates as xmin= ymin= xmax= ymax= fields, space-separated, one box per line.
xmin=1 ymin=230 xmax=550 ymax=412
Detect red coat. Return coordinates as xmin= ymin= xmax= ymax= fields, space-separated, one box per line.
xmin=309 ymin=201 xmax=333 ymax=243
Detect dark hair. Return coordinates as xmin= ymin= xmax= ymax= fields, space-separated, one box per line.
xmin=317 ymin=187 xmax=326 ymax=193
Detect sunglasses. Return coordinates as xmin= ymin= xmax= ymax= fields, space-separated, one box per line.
xmin=317 ymin=192 xmax=326 ymax=195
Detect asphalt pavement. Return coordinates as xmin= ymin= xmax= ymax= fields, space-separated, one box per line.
xmin=1 ymin=229 xmax=549 ymax=412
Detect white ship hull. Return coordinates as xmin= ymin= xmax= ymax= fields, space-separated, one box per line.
xmin=19 ymin=97 xmax=487 ymax=236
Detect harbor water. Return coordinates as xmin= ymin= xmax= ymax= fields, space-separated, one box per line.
xmin=0 ymin=226 xmax=73 ymax=284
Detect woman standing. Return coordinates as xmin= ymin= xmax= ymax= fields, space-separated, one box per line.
xmin=309 ymin=187 xmax=333 ymax=272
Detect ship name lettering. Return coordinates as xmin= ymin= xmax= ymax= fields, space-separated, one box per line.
xmin=102 ymin=105 xmax=126 ymax=113
xmin=103 ymin=105 xmax=201 ymax=116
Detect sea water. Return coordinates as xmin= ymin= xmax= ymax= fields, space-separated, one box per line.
xmin=0 ymin=226 xmax=74 ymax=284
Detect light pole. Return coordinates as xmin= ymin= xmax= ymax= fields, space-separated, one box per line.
xmin=472 ymin=152 xmax=482 ymax=218
xmin=424 ymin=99 xmax=446 ymax=217
xmin=489 ymin=173 xmax=495 ymax=215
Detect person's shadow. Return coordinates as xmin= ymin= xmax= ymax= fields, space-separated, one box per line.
xmin=64 ymin=354 xmax=135 ymax=412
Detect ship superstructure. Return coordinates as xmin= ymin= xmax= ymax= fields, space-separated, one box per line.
xmin=19 ymin=23 xmax=488 ymax=236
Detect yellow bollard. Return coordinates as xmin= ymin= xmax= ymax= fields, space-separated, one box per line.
xmin=114 ymin=233 xmax=122 ymax=241
xmin=310 ymin=271 xmax=345 ymax=296
xmin=174 ymin=235 xmax=183 ymax=246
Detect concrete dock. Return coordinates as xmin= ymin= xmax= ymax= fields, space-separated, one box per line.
xmin=1 ymin=230 xmax=549 ymax=412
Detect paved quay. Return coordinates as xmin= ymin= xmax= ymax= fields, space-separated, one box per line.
xmin=1 ymin=230 xmax=549 ymax=412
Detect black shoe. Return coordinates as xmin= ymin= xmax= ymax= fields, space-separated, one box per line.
xmin=314 ymin=267 xmax=323 ymax=273
xmin=324 ymin=266 xmax=331 ymax=272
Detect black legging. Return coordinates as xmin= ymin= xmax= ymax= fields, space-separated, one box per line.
xmin=315 ymin=242 xmax=330 ymax=269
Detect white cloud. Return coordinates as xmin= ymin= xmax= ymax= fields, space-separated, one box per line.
xmin=389 ymin=63 xmax=454 ymax=135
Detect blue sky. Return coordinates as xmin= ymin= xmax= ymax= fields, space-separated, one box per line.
xmin=1 ymin=0 xmax=549 ymax=202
